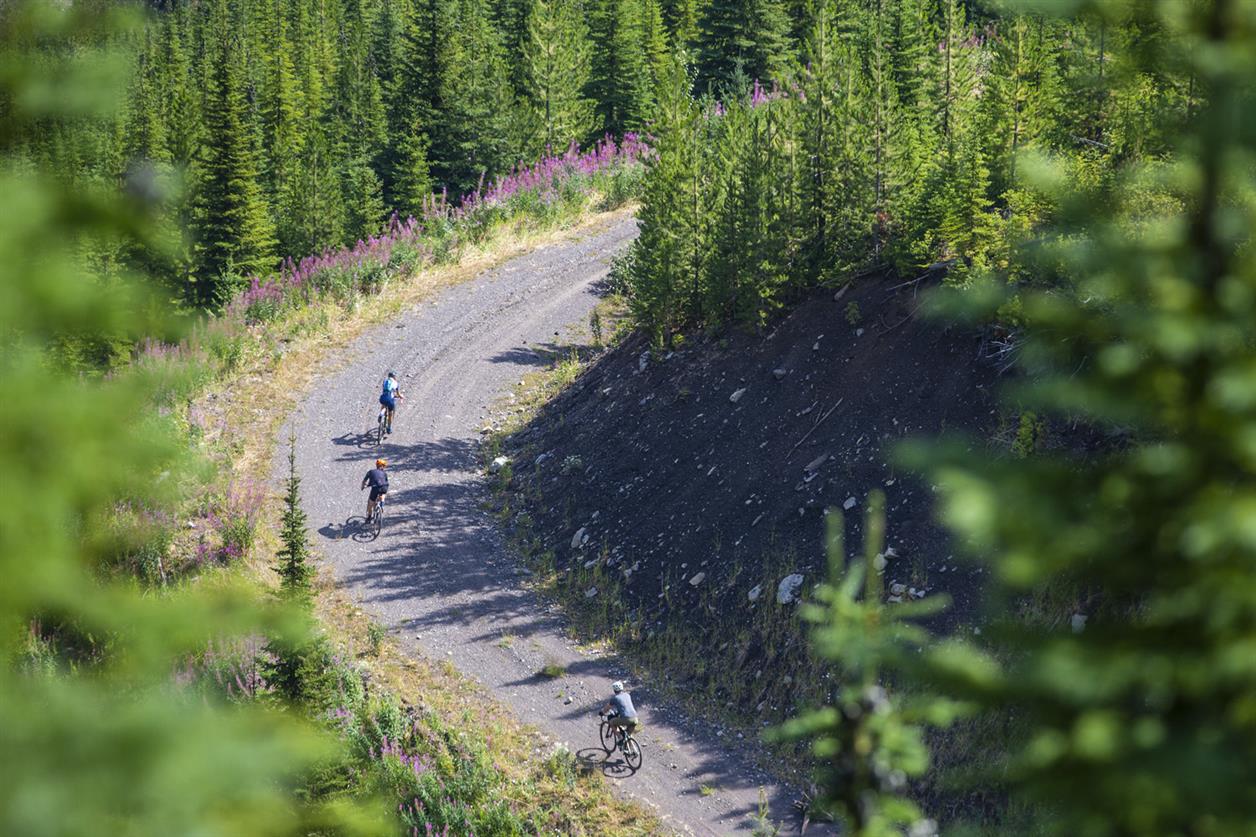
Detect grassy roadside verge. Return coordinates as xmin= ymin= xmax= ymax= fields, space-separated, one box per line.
xmin=175 ymin=205 xmax=661 ymax=834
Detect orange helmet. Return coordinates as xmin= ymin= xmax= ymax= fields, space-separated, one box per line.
xmin=376 ymin=458 xmax=387 ymax=468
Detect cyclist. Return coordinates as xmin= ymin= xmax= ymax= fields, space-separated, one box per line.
xmin=599 ymin=681 xmax=638 ymax=739
xmin=361 ymin=458 xmax=389 ymax=523
xmin=379 ymin=371 xmax=403 ymax=434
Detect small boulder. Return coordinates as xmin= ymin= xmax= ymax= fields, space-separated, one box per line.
xmin=730 ymin=387 xmax=747 ymax=404
xmin=777 ymin=574 xmax=805 ymax=604
xmin=638 ymin=351 xmax=650 ymax=372
xmin=772 ymin=368 xmax=787 ymax=380
xmin=570 ymin=527 xmax=587 ymax=549
xmin=488 ymin=456 xmax=511 ymax=474
xmin=688 ymin=572 xmax=706 ymax=586
xmin=1071 ymin=613 xmax=1087 ymax=633
xmin=585 ymin=586 xmax=599 ymax=599
xmin=843 ymin=496 xmax=857 ymax=510
xmin=804 ymin=453 xmax=829 ymax=472
xmin=747 ymin=584 xmax=763 ymax=602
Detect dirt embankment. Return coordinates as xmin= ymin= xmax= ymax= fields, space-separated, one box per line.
xmin=499 ymin=277 xmax=1001 ymax=721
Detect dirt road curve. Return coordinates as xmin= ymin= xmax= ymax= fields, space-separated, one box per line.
xmin=285 ymin=214 xmax=809 ymax=835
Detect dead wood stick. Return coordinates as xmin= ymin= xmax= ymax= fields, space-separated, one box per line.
xmin=787 ymin=398 xmax=844 ymax=459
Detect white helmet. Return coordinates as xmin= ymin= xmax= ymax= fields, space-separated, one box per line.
xmin=612 ymin=681 xmax=624 ymax=693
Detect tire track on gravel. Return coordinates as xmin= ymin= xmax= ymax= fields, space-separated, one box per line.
xmin=285 ymin=213 xmax=810 ymax=835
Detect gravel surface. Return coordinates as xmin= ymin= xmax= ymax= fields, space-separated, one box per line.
xmin=284 ymin=214 xmax=810 ymax=835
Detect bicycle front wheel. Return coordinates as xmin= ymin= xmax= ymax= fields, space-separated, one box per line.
xmin=623 ymin=736 xmax=642 ymax=770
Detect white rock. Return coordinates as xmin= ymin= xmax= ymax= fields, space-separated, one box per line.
xmin=638 ymin=351 xmax=650 ymax=372
xmin=688 ymin=572 xmax=706 ymax=586
xmin=887 ymin=595 xmax=903 ymax=603
xmin=747 ymin=584 xmax=763 ymax=602
xmin=777 ymin=574 xmax=805 ymax=604
xmin=843 ymin=496 xmax=857 ymax=510
xmin=570 ymin=527 xmax=587 ymax=549
xmin=730 ymin=387 xmax=747 ymax=403
xmin=772 ymin=368 xmax=787 ymax=380
xmin=804 ymin=453 xmax=829 ymax=472
xmin=873 ymin=553 xmax=888 ymax=572
xmin=583 ymin=559 xmax=599 ymax=569
xmin=1071 ymin=613 xmax=1087 ymax=633
xmin=534 ymin=452 xmax=552 ymax=466
xmin=585 ymin=586 xmax=598 ymax=599
xmin=889 ymin=582 xmax=907 ymax=595
xmin=488 ymin=456 xmax=511 ymax=474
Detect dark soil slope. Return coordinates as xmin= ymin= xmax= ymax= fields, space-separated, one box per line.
xmin=499 ymin=278 xmax=1001 ymax=715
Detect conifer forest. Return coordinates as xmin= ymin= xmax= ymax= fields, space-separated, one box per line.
xmin=5 ymin=0 xmax=1256 ymax=833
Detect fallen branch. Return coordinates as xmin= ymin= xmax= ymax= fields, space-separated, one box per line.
xmin=787 ymin=398 xmax=844 ymax=459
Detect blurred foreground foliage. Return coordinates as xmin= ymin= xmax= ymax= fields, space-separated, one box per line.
xmin=0 ymin=3 xmax=383 ymax=835
xmin=788 ymin=0 xmax=1256 ymax=833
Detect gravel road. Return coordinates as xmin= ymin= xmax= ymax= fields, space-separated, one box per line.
xmin=285 ymin=214 xmax=809 ymax=835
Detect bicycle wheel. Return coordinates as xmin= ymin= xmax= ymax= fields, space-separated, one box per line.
xmin=623 ymin=735 xmax=642 ymax=770
xmin=599 ymin=720 xmax=615 ymax=752
xmin=372 ymin=500 xmax=384 ymax=535
xmin=376 ymin=415 xmax=385 ymax=445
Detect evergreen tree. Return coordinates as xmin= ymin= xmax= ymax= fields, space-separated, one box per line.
xmin=439 ymin=0 xmax=517 ymax=191
xmin=391 ymin=115 xmax=435 ymax=219
xmin=694 ymin=0 xmax=793 ymax=94
xmin=190 ymin=3 xmax=277 ymax=306
xmin=521 ymin=0 xmax=596 ymax=156
xmin=263 ymin=438 xmax=318 ymax=702
xmin=587 ymin=0 xmax=655 ymax=135
xmin=628 ymin=54 xmax=707 ymax=342
xmin=895 ymin=2 xmax=1256 ymax=831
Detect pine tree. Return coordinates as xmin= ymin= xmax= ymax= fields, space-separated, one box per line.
xmin=190 ymin=2 xmax=277 ymax=306
xmin=628 ymin=54 xmax=707 ymax=342
xmin=521 ymin=0 xmax=596 ymax=156
xmin=694 ymin=0 xmax=794 ymax=94
xmin=587 ymin=0 xmax=655 ymax=135
xmin=896 ymin=2 xmax=1256 ymax=832
xmin=439 ymin=0 xmax=517 ymax=192
xmin=263 ymin=438 xmax=318 ymax=702
xmin=392 ymin=116 xmax=435 ymax=219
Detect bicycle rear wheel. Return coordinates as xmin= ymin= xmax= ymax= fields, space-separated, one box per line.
xmin=599 ymin=720 xmax=615 ymax=752
xmin=623 ymin=735 xmax=642 ymax=769
xmin=376 ymin=415 xmax=385 ymax=445
xmin=372 ymin=499 xmax=384 ymax=535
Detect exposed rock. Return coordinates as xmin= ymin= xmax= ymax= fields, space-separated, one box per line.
xmin=638 ymin=351 xmax=650 ymax=372
xmin=729 ymin=387 xmax=747 ymax=403
xmin=1071 ymin=613 xmax=1087 ymax=633
xmin=777 ymin=574 xmax=805 ymax=604
xmin=534 ymin=452 xmax=552 ymax=466
xmin=585 ymin=586 xmax=599 ymax=599
xmin=570 ymin=527 xmax=587 ymax=549
xmin=772 ymin=368 xmax=787 ymax=380
xmin=488 ymin=456 xmax=511 ymax=474
xmin=804 ymin=453 xmax=829 ymax=472
xmin=747 ymin=584 xmax=763 ymax=602
xmin=843 ymin=496 xmax=857 ymax=510
xmin=688 ymin=572 xmax=706 ymax=586
xmin=889 ymin=582 xmax=907 ymax=596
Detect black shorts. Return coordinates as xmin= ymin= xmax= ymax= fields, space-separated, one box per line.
xmin=608 ymin=715 xmax=637 ymax=732
xmin=369 ymin=487 xmax=387 ymax=501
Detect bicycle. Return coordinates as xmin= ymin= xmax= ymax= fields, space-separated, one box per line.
xmin=375 ymin=407 xmax=388 ymax=445
xmin=367 ymin=492 xmax=385 ymax=536
xmin=599 ymin=713 xmax=643 ymax=770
